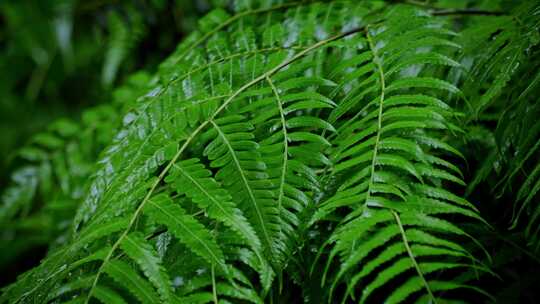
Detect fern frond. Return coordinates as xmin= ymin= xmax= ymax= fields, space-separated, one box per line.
xmin=315 ymin=7 xmax=490 ymax=303
xmin=120 ymin=232 xmax=174 ymax=302
xmin=204 ymin=115 xmax=278 ymax=261
xmin=143 ymin=194 xmax=227 ymax=273
xmin=1 ymin=2 xmax=504 ymax=303
xmin=165 ymin=158 xmax=262 ymax=255
xmin=103 ymin=259 xmax=160 ymax=303
xmin=454 ymin=2 xmax=540 ymax=254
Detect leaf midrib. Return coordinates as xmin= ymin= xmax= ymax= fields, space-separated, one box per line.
xmin=146 ymin=199 xmax=225 ymax=267
xmin=174 ymin=162 xmax=261 ymax=252
xmin=211 ymin=120 xmax=273 ymax=256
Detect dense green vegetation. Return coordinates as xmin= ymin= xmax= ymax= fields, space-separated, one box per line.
xmin=1 ymin=0 xmax=539 ymax=303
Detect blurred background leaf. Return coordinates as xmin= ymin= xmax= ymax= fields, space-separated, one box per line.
xmin=0 ymin=0 xmax=215 ymax=188
xmin=0 ymin=0 xmax=216 ymax=286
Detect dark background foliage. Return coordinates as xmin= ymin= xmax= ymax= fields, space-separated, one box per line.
xmin=1 ymin=0 xmax=539 ymax=302
xmin=0 ymin=0 xmax=214 ymax=188
xmin=0 ymin=0 xmax=215 ymax=286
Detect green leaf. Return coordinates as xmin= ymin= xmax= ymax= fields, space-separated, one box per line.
xmin=143 ymin=194 xmax=228 ymax=274
xmin=104 ymin=260 xmax=160 ymax=304
xmin=386 ymin=77 xmax=460 ymax=94
xmin=166 ymin=158 xmax=262 ymax=255
xmin=121 ymin=233 xmax=173 ymax=302
xmin=94 ymin=285 xmax=128 ymax=304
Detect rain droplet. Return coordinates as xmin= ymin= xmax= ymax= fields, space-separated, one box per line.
xmin=173 ymin=276 xmax=184 ymax=287
xmin=196 ymin=268 xmax=207 ymax=275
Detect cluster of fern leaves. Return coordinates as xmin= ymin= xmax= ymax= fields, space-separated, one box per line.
xmin=1 ymin=0 xmax=539 ymax=303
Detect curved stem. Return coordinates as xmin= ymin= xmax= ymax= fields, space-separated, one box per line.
xmin=211 ymin=120 xmax=273 ymax=255
xmin=266 ymin=74 xmax=288 ymax=293
xmin=211 ymin=264 xmax=219 ymax=304
xmin=392 ymin=210 xmax=437 ymax=303
xmin=266 ymin=75 xmax=289 ymax=240
xmin=432 ymin=8 xmax=504 ymax=16
xmin=363 ymin=26 xmax=385 ymax=210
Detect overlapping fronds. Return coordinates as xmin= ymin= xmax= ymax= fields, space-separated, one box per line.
xmin=3 ymin=0 xmax=540 ymax=303
xmin=312 ymin=7 xmax=490 ymax=303
xmin=455 ymin=2 xmax=540 ymax=253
